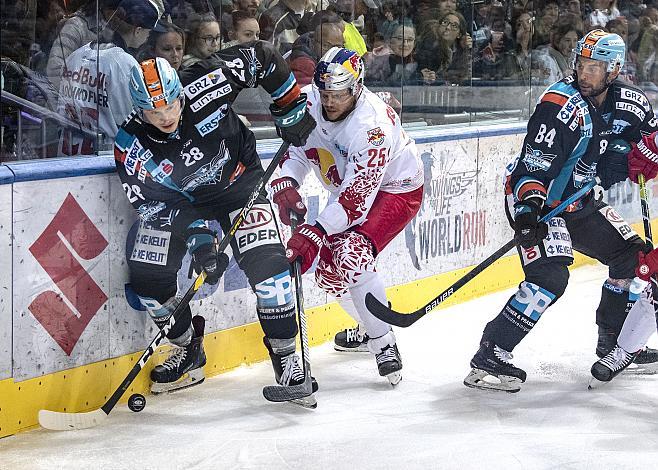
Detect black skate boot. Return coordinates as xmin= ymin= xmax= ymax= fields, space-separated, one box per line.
xmin=464 ymin=340 xmax=527 ymax=393
xmin=334 ymin=324 xmax=369 ymax=352
xmin=151 ymin=316 xmax=206 ymax=394
xmin=590 ymin=344 xmax=640 ymax=386
xmin=264 ymin=337 xmax=318 ymax=408
xmin=369 ymin=331 xmax=402 ymax=385
xmin=596 ymin=326 xmax=658 ymax=374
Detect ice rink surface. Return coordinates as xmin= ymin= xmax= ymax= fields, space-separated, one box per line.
xmin=1 ymin=264 xmax=658 ymax=470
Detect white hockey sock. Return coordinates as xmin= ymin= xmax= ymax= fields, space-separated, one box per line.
xmin=337 ymin=295 xmax=364 ymax=325
xmin=349 ymin=272 xmax=391 ymax=339
xmin=618 ymin=290 xmax=656 ymax=352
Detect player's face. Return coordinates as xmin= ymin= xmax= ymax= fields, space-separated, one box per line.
xmin=143 ymin=99 xmax=183 ymax=133
xmin=575 ymin=56 xmax=609 ymax=97
xmin=319 ymin=89 xmax=356 ymax=121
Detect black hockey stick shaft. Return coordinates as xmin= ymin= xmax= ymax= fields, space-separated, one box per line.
xmin=100 ymin=142 xmax=291 ymax=416
xmin=291 ymin=213 xmax=312 ymax=386
xmin=638 ymin=174 xmax=653 ymax=249
xmin=365 ymin=177 xmax=601 ymax=327
xmin=262 ymin=212 xmax=314 ymax=402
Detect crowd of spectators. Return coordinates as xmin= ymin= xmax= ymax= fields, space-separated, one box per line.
xmin=2 ymin=0 xmax=658 ymax=160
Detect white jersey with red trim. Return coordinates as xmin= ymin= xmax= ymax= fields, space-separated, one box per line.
xmin=56 ymin=42 xmax=138 ymax=156
xmin=280 ymin=85 xmax=423 ymax=235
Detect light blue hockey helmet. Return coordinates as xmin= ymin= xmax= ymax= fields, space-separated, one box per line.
xmin=129 ymin=57 xmax=182 ymax=110
xmin=573 ymin=29 xmax=625 ymax=72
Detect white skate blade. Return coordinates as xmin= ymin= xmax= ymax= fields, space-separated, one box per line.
xmin=290 ymin=394 xmax=317 ymax=409
xmin=623 ymin=362 xmax=658 ymax=375
xmin=387 ymin=371 xmax=402 ymax=386
xmin=151 ymin=368 xmax=205 ymax=394
xmin=334 ymin=344 xmax=369 ymax=353
xmin=463 ymin=368 xmax=522 ymax=393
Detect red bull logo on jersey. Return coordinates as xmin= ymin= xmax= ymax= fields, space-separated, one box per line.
xmin=305 ymin=148 xmax=342 ymax=187
xmin=367 ymin=127 xmax=386 ymax=146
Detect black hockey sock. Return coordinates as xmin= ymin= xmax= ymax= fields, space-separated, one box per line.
xmin=595 ymin=280 xmax=633 ymax=336
xmin=482 ymin=299 xmax=538 ymax=352
xmin=481 ymin=281 xmax=556 ymax=352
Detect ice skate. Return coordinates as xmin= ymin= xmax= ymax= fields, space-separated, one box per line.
xmin=334 ymin=324 xmax=369 ymax=352
xmin=264 ymin=337 xmax=318 ymax=408
xmin=596 ymin=326 xmax=658 ymax=375
xmin=375 ymin=344 xmax=402 ymax=385
xmin=369 ymin=331 xmax=402 ymax=386
xmin=589 ymin=344 xmax=640 ymax=388
xmin=151 ymin=316 xmax=206 ymax=394
xmin=464 ymin=340 xmax=527 ymax=393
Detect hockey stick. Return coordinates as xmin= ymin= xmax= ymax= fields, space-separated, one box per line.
xmin=262 ymin=212 xmax=315 ymax=404
xmin=365 ymin=177 xmax=601 ymax=328
xmin=39 ymin=142 xmax=291 ymax=431
xmin=638 ymin=174 xmax=653 ymax=249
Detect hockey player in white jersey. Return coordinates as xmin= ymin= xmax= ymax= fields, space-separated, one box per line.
xmin=591 ymin=130 xmax=658 ymax=383
xmin=56 ymin=0 xmax=159 ymax=156
xmin=270 ymin=47 xmax=424 ymax=384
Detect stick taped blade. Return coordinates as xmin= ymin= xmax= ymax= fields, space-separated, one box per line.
xmin=39 ymin=408 xmax=108 ymax=431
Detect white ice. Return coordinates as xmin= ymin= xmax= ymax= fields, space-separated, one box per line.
xmin=1 ymin=264 xmax=658 ymax=470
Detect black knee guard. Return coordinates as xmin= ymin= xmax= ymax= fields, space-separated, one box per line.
xmin=483 ymin=264 xmax=569 ymax=352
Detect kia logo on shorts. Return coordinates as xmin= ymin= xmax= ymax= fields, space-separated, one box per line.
xmin=238 ymin=206 xmax=273 ymax=230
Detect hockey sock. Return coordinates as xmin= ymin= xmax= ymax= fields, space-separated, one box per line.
xmin=618 ymin=288 xmax=656 ymax=352
xmin=337 ymin=294 xmax=363 ymax=325
xmin=595 ymin=279 xmax=634 ymax=336
xmin=482 ymin=281 xmax=555 ymax=352
xmin=349 ymin=272 xmax=392 ymax=339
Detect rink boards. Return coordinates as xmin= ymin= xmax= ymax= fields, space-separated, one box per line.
xmin=0 ymin=123 xmax=654 ymax=437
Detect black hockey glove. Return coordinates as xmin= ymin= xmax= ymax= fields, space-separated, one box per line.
xmin=598 ymin=139 xmax=631 ymax=190
xmin=270 ymin=93 xmax=316 ymax=147
xmin=186 ymin=227 xmax=229 ymax=285
xmin=513 ymin=200 xmax=548 ymax=249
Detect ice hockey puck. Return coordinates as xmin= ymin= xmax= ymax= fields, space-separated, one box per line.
xmin=128 ymin=393 xmax=146 ymax=412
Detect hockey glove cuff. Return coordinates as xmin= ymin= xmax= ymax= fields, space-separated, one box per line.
xmin=636 ymin=249 xmax=658 ymax=281
xmin=513 ymin=200 xmax=548 ymax=249
xmin=286 ymin=223 xmax=325 ymax=274
xmin=186 ymin=226 xmax=228 ymax=285
xmin=270 ymin=93 xmax=316 ymax=147
xmin=271 ymin=177 xmax=307 ymax=226
xmin=628 ymin=133 xmax=658 ymax=183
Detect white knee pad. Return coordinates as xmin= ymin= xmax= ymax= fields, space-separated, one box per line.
xmin=368 ymin=330 xmax=396 ymax=354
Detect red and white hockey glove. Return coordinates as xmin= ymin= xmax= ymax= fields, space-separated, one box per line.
xmin=271 ymin=177 xmax=307 ymax=226
xmin=636 ymin=249 xmax=658 ymax=281
xmin=628 ymin=132 xmax=658 ymax=182
xmin=286 ymin=223 xmax=325 ymax=274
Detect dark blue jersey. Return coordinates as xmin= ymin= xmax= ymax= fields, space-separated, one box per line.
xmin=114 ymin=41 xmax=301 ymax=239
xmin=506 ymin=75 xmax=658 ymax=210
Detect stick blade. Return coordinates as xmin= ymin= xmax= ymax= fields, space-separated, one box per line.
xmin=262 ymin=383 xmax=313 ymax=402
xmin=39 ymin=408 xmax=108 ymax=431
xmin=364 ymin=293 xmax=423 ymax=328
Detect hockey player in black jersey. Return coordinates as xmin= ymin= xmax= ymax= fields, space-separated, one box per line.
xmin=463 ymin=30 xmax=658 ymax=392
xmin=114 ymin=42 xmax=316 ymax=397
